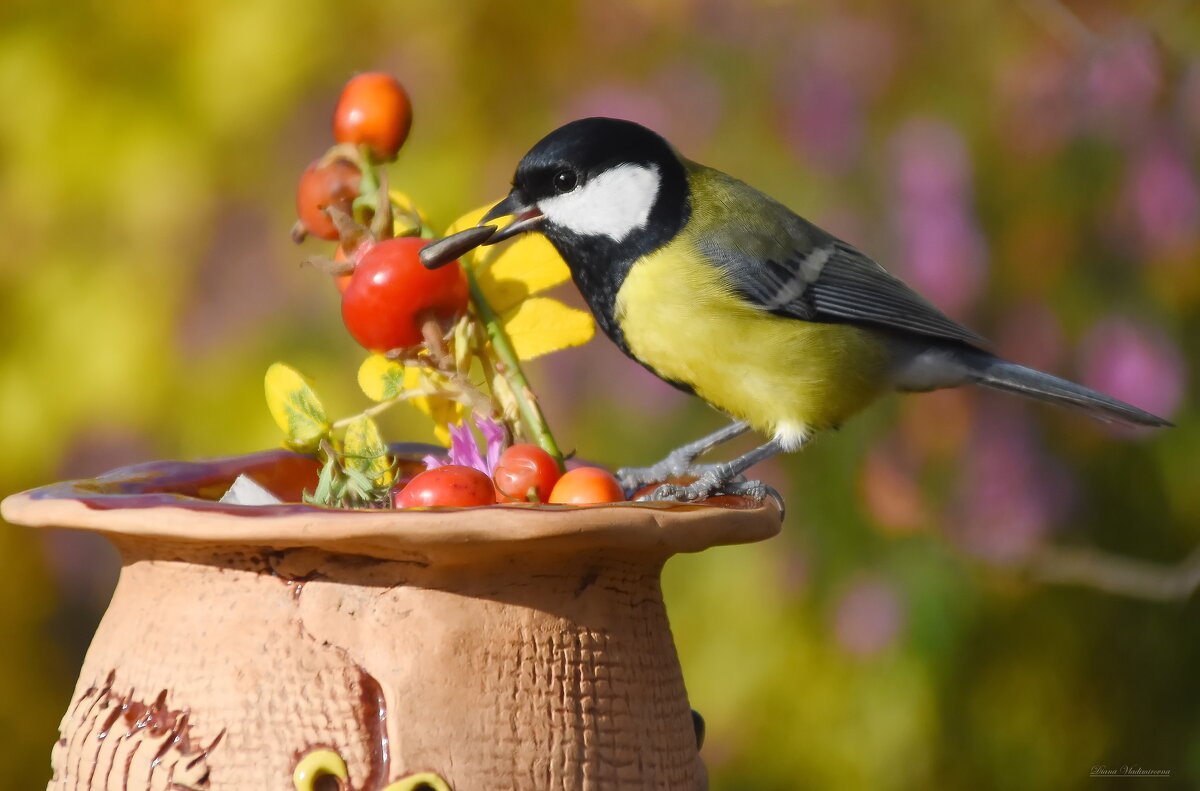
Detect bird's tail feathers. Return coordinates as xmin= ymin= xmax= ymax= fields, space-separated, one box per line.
xmin=970 ymin=356 xmax=1171 ymax=428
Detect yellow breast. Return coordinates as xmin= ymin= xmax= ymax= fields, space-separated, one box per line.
xmin=614 ymin=239 xmax=892 ymax=447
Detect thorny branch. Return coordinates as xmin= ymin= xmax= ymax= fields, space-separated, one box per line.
xmin=1024 ymin=544 xmax=1200 ymax=602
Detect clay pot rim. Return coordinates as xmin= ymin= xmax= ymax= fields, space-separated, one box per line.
xmin=1 ymin=447 xmax=782 ymax=560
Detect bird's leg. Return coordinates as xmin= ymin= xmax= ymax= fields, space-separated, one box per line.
xmin=616 ymin=420 xmax=752 ymax=490
xmin=644 ymin=436 xmax=793 ymax=504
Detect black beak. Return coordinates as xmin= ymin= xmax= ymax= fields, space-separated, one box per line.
xmin=479 ymin=190 xmax=544 ymax=244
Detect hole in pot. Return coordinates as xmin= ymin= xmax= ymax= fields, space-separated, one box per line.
xmin=397 ymin=773 xmax=451 ymax=791
xmin=313 ymin=774 xmax=344 ymax=791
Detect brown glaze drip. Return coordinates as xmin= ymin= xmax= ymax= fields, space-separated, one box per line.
xmin=76 ymin=671 xmax=221 ymax=789
xmin=356 ymin=668 xmax=390 ymax=791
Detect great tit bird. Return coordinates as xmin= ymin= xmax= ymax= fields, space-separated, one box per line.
xmin=471 ymin=117 xmax=1169 ymax=502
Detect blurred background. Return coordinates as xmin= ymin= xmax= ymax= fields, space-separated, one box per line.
xmin=1 ymin=0 xmax=1198 ymax=788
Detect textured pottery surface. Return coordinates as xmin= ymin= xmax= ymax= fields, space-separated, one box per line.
xmin=2 ymin=448 xmax=781 ymax=791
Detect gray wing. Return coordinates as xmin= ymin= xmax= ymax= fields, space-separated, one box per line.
xmin=693 ymin=171 xmax=989 ymax=348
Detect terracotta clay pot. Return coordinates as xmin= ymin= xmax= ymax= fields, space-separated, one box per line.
xmin=2 ymin=448 xmax=781 ymax=791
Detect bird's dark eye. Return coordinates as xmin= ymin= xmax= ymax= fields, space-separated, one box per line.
xmin=552 ymin=169 xmax=578 ymax=193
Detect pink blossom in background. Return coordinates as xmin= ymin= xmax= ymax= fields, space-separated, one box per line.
xmin=994 ymin=301 xmax=1067 ymax=375
xmin=888 ymin=119 xmax=988 ymax=318
xmin=776 ymin=61 xmax=864 ymax=174
xmin=772 ymin=13 xmax=897 ymax=175
xmin=648 ymin=62 xmax=724 ymax=151
xmin=1181 ymin=61 xmax=1200 ymax=143
xmin=1079 ymin=317 xmax=1186 ymax=422
xmin=564 ymin=86 xmax=671 ymax=137
xmin=953 ymin=407 xmax=1074 ymax=564
xmin=1082 ymin=29 xmax=1161 ymax=140
xmin=833 ymin=576 xmax=906 ymax=657
xmin=808 ymin=12 xmax=898 ymax=99
xmin=894 ymin=119 xmax=972 ymax=202
xmin=773 ymin=14 xmax=896 ymax=175
xmin=1000 ymin=26 xmax=1159 ymax=151
xmin=994 ymin=49 xmax=1077 ymax=156
xmin=564 ymin=62 xmax=723 ymax=152
xmin=1124 ymin=137 xmax=1200 ymax=258
xmin=691 ymin=0 xmax=799 ymax=52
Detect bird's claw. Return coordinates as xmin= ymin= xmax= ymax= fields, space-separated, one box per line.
xmin=636 ymin=473 xmax=783 ymax=512
xmin=641 ymin=480 xmax=710 ymax=503
xmin=616 ymin=457 xmax=712 ymax=490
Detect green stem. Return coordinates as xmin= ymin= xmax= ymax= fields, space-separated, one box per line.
xmin=330 ymin=386 xmax=443 ymax=430
xmin=351 ymin=144 xmax=388 ymax=232
xmin=465 ymin=267 xmax=565 ymax=470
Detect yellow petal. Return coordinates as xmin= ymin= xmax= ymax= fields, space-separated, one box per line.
xmin=389 ymin=188 xmax=431 ymax=237
xmin=357 ymin=354 xmax=406 ymax=402
xmin=444 ymin=204 xmax=492 ymax=239
xmin=476 ymin=236 xmax=572 ymax=313
xmin=499 ymin=297 xmax=595 ymax=361
xmin=264 ymin=363 xmax=330 ymax=451
xmin=408 ymin=393 xmax=464 ymax=445
xmin=445 ymin=202 xmax=572 ymax=312
xmin=403 ymin=367 xmax=464 ymax=445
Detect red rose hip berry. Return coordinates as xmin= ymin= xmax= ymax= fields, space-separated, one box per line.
xmin=295 ymin=158 xmax=362 ymax=241
xmin=493 ymin=444 xmax=562 ymax=503
xmin=340 ymin=236 xmax=469 ymax=352
xmin=394 ymin=465 xmax=496 ymax=508
xmin=548 ymin=467 xmax=626 ymax=505
xmin=333 ymin=72 xmax=413 ymax=162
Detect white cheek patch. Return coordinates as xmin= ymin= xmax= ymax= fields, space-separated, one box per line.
xmin=538 ymin=164 xmax=661 ymax=242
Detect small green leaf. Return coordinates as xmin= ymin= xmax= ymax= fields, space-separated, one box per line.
xmin=342 ymin=466 xmax=376 ymax=495
xmin=265 ymin=363 xmax=330 ymax=451
xmin=342 ymin=414 xmax=394 ymax=488
xmin=357 ymin=355 xmax=406 ymax=402
xmin=305 ymin=454 xmax=337 ymax=506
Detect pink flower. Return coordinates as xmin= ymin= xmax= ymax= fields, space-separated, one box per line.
xmin=833 ymin=577 xmax=906 ymax=657
xmin=888 ymin=119 xmax=988 ymax=318
xmin=1079 ymin=317 xmax=1186 ymax=422
xmin=1082 ymin=30 xmax=1161 ymax=140
xmin=995 ymin=49 xmax=1076 ymax=156
xmin=564 ymin=63 xmax=722 ymax=152
xmin=1125 ymin=137 xmax=1200 ymax=258
xmin=952 ymin=406 xmax=1074 ymax=563
xmin=777 ymin=62 xmax=864 ymax=174
xmin=423 ymin=415 xmax=506 ymax=475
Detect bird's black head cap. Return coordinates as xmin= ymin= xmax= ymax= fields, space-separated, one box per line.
xmin=493 ymin=118 xmax=692 ymax=349
xmin=514 ymin=118 xmax=680 ymax=200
